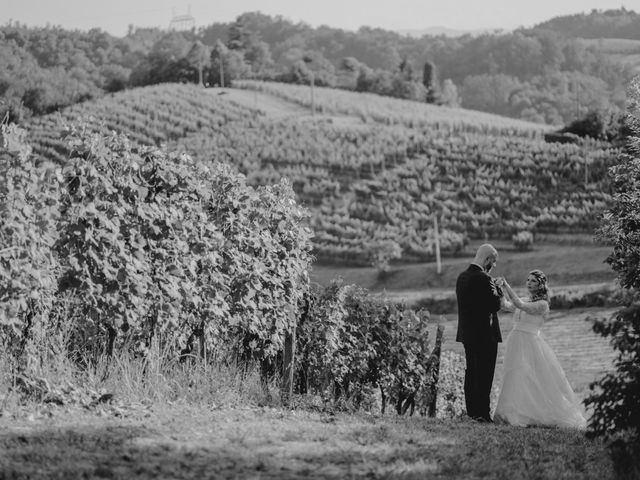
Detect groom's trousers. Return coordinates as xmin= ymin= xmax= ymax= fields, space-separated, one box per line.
xmin=463 ymin=342 xmax=498 ymax=421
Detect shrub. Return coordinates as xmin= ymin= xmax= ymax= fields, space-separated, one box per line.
xmin=370 ymin=239 xmax=402 ymax=275
xmin=560 ymin=108 xmax=627 ymax=143
xmin=296 ymin=281 xmax=438 ymax=414
xmin=512 ymin=230 xmax=534 ymax=251
xmin=2 ymin=122 xmax=313 ymax=387
xmin=0 ymin=123 xmax=60 ymax=371
xmin=586 ymin=75 xmax=640 ymax=478
xmin=435 ymin=351 xmax=466 ymax=418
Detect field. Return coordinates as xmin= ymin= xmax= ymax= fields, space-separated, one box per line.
xmin=24 ymin=82 xmax=621 ymax=266
xmin=311 ymin=238 xmax=614 ymax=291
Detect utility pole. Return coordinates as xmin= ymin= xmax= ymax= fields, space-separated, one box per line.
xmin=574 ymin=76 xmax=580 ymax=119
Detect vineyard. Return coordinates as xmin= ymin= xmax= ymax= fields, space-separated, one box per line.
xmin=23 ymin=82 xmax=621 ymax=265
xmin=0 ymin=122 xmax=446 ymax=416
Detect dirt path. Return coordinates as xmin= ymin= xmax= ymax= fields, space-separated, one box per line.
xmin=212 ymin=87 xmax=311 ymax=119
xmin=0 ymin=405 xmax=614 ymax=479
xmin=210 ymin=87 xmax=366 ymax=127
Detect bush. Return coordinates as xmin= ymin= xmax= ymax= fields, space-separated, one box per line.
xmin=586 ymin=75 xmax=640 ymax=478
xmin=512 ymin=230 xmax=534 ymax=251
xmin=296 ymin=281 xmax=439 ymax=415
xmin=560 ymin=108 xmax=627 ymax=143
xmin=370 ymin=239 xmax=402 ymax=275
xmin=1 ymin=122 xmax=313 ymax=381
xmin=435 ymin=351 xmax=466 ymax=418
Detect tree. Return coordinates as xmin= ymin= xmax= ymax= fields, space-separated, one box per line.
xmin=439 ymin=79 xmax=460 ymax=107
xmin=460 ymin=74 xmax=522 ymax=116
xmin=186 ymin=40 xmax=211 ymax=86
xmin=586 ymin=76 xmax=640 ymax=478
xmin=423 ymin=61 xmax=439 ymax=103
xmin=244 ymin=40 xmax=274 ymax=77
xmin=398 ymin=57 xmax=414 ymax=81
xmin=209 ymin=40 xmax=249 ymax=87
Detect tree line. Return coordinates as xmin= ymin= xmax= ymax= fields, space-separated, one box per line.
xmin=1 ymin=8 xmax=637 ymax=124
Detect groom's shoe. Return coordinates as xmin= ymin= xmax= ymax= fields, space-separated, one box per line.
xmin=473 ymin=416 xmax=493 ymax=424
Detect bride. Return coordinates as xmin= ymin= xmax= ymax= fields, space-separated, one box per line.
xmin=494 ymin=270 xmax=586 ymax=429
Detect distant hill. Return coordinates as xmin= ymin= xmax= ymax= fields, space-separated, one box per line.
xmin=1 ymin=9 xmax=634 ymax=131
xmin=531 ymin=7 xmax=640 ymax=74
xmin=578 ymin=37 xmax=640 ymax=74
xmin=395 ymin=26 xmax=500 ymax=38
xmin=533 ymin=7 xmax=640 ymax=40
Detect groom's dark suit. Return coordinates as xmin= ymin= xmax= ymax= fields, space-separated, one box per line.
xmin=456 ymin=264 xmax=503 ymax=422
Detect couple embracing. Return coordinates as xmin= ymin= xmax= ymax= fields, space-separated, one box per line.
xmin=455 ymin=244 xmax=586 ymax=428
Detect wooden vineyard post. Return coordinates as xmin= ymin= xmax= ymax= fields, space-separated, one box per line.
xmin=220 ymin=56 xmax=225 ymax=89
xmin=433 ymin=214 xmax=442 ymax=275
xmin=281 ymin=324 xmax=296 ymax=407
xmin=310 ymin=73 xmax=316 ymax=119
xmin=427 ymin=323 xmax=445 ymax=417
xmin=584 ymin=155 xmax=589 ymax=186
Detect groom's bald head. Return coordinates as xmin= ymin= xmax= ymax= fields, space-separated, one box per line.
xmin=473 ymin=243 xmax=498 ymax=272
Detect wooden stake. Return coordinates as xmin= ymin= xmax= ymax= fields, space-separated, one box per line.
xmin=434 ymin=215 xmax=441 ymax=275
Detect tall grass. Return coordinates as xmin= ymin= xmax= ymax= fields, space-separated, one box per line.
xmin=0 ymin=315 xmax=278 ymax=412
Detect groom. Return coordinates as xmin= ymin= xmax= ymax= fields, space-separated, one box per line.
xmin=455 ymin=244 xmax=503 ymax=422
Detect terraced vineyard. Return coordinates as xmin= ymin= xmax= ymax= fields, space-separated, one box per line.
xmin=24 ymin=82 xmax=621 ymax=265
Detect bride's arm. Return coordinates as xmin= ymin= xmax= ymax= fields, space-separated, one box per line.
xmin=503 ymin=281 xmax=549 ymax=315
xmin=499 ymin=295 xmax=516 ymax=312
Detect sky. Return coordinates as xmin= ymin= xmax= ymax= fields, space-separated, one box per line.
xmin=1 ymin=0 xmax=633 ymax=37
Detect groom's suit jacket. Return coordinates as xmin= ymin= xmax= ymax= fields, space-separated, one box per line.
xmin=455 ymin=264 xmax=503 ymax=344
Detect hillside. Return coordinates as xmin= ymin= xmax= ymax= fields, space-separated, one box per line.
xmin=534 ymin=8 xmax=640 ymax=40
xmin=25 ymin=82 xmax=620 ymax=266
xmin=1 ymin=13 xmax=633 ymax=126
xmin=578 ymin=37 xmax=640 ymax=74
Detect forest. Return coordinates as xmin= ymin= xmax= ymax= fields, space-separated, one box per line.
xmin=1 ymin=7 xmax=638 ymax=126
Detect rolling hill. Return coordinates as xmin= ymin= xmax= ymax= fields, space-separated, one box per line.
xmin=24 ymin=82 xmax=620 ymax=266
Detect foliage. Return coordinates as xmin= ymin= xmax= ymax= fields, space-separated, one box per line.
xmin=1 ymin=9 xmax=634 ymax=122
xmin=512 ymin=230 xmax=534 ymax=251
xmin=370 ymin=240 xmax=402 ymax=274
xmin=296 ymin=282 xmax=437 ymax=414
xmin=439 ymin=79 xmax=460 ymax=108
xmin=435 ymin=351 xmax=466 ymax=418
xmin=1 ymin=121 xmax=313 ymax=371
xmin=535 ymin=7 xmax=640 ymax=40
xmin=587 ymin=75 xmax=640 ymax=478
xmin=0 ymin=122 xmax=59 ymax=363
xmin=208 ymin=41 xmax=250 ymax=87
xmin=560 ymin=109 xmax=627 ymax=142
xmin=54 ymin=125 xmax=312 ymax=361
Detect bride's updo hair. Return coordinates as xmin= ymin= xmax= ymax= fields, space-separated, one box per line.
xmin=529 ymin=269 xmax=550 ymax=302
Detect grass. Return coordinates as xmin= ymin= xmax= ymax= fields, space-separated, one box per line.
xmin=0 ymin=302 xmax=621 ymax=479
xmin=0 ymin=404 xmax=615 ymax=479
xmin=311 ymin=239 xmax=615 ymax=293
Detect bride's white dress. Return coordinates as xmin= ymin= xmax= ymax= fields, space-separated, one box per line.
xmin=494 ymin=298 xmax=587 ymax=429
